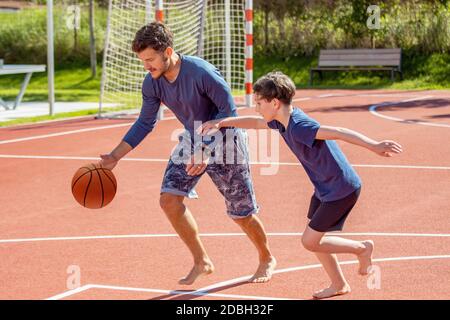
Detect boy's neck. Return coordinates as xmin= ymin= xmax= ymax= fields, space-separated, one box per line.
xmin=274 ymin=104 xmax=294 ymax=129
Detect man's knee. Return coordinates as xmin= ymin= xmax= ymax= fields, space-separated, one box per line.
xmin=232 ymin=214 xmax=253 ymax=227
xmin=159 ymin=193 xmax=184 ymax=215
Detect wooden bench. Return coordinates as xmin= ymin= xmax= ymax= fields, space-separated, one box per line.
xmin=309 ymin=48 xmax=402 ymax=85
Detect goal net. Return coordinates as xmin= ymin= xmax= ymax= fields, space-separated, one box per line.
xmin=99 ymin=0 xmax=252 ymax=119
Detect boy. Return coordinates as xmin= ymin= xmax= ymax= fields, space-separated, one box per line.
xmin=198 ymin=71 xmax=403 ymax=299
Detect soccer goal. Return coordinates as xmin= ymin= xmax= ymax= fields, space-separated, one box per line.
xmin=98 ymin=0 xmax=253 ymax=120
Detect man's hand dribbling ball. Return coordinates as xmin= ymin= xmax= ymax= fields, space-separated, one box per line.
xmin=99 ymin=153 xmax=119 ymax=170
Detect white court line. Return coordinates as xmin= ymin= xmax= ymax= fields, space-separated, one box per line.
xmin=193 ymin=254 xmax=450 ymax=295
xmin=46 ymin=254 xmax=450 ymax=300
xmin=46 ymin=284 xmax=94 ymax=300
xmin=318 ymin=94 xmax=342 ymax=98
xmin=0 ymin=154 xmax=449 ymax=170
xmin=285 ymin=93 xmax=377 ymax=102
xmin=0 ymin=116 xmax=178 ymax=145
xmin=46 ymin=284 xmax=295 ymax=300
xmin=292 ymin=94 xmax=433 ymax=103
xmin=369 ymin=95 xmax=450 ymax=128
xmin=0 ymin=123 xmax=133 ymax=145
xmin=51 ymin=284 xmax=295 ymax=301
xmin=2 ymin=232 xmax=450 ymax=245
xmin=400 ymin=95 xmax=434 ymax=103
xmin=370 ymin=106 xmax=450 ymax=128
xmin=348 ymin=164 xmax=450 ymax=170
xmin=357 ymin=94 xmax=437 ymax=98
xmin=0 ymin=154 xmax=169 ymax=163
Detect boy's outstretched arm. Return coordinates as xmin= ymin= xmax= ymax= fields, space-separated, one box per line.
xmin=316 ymin=126 xmax=403 ymax=157
xmin=198 ymin=116 xmax=269 ymax=135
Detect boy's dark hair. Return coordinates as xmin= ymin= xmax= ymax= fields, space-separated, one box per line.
xmin=132 ymin=22 xmax=174 ymax=53
xmin=253 ymin=71 xmax=296 ymax=105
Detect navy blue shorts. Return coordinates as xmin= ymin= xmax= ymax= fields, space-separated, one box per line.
xmin=307 ymin=188 xmax=361 ymax=232
xmin=161 ymin=129 xmax=259 ymax=219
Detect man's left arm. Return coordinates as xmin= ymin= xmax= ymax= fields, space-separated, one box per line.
xmin=202 ymin=69 xmax=236 ymax=120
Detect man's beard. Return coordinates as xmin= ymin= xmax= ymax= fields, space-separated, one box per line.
xmin=152 ymin=56 xmax=170 ymax=79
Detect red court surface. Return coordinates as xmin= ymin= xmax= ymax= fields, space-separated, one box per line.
xmin=0 ymin=89 xmax=449 ymax=300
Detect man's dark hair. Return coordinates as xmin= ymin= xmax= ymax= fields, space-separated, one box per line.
xmin=132 ymin=22 xmax=174 ymax=53
xmin=253 ymin=71 xmax=296 ymax=105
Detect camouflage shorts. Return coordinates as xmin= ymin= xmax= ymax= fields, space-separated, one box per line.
xmin=160 ymin=129 xmax=259 ymax=219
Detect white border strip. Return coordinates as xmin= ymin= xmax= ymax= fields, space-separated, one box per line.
xmin=2 ymin=232 xmax=450 ymax=245
xmin=0 ymin=154 xmax=449 ymax=170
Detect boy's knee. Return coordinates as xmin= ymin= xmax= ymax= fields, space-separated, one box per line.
xmin=159 ymin=193 xmax=184 ymax=214
xmin=301 ymin=235 xmax=319 ymax=252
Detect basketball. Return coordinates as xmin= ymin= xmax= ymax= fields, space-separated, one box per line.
xmin=71 ymin=163 xmax=117 ymax=209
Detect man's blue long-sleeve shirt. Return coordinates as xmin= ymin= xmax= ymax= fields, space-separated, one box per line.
xmin=123 ymin=54 xmax=238 ymax=148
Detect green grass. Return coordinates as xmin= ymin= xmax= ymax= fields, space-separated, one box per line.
xmin=0 ymin=64 xmax=102 ymax=103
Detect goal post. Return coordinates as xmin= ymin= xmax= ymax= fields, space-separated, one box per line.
xmin=98 ymin=0 xmax=253 ymax=120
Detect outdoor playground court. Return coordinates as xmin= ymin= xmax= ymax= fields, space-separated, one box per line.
xmin=0 ymin=89 xmax=449 ymax=300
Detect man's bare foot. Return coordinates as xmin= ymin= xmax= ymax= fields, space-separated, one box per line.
xmin=313 ymin=284 xmax=351 ymax=299
xmin=178 ymin=261 xmax=214 ymax=285
xmin=357 ymin=240 xmax=374 ymax=275
xmin=248 ymin=257 xmax=277 ymax=283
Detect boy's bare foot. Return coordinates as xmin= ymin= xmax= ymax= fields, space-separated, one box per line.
xmin=248 ymin=257 xmax=277 ymax=283
xmin=313 ymin=284 xmax=351 ymax=299
xmin=178 ymin=261 xmax=214 ymax=285
xmin=357 ymin=240 xmax=374 ymax=275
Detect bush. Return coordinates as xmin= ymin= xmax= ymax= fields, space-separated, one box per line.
xmin=0 ymin=4 xmax=107 ymax=65
xmin=254 ymin=0 xmax=450 ymax=57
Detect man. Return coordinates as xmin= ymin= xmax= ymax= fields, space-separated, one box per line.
xmin=99 ymin=22 xmax=276 ymax=285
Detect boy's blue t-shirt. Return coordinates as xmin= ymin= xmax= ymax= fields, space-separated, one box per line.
xmin=267 ymin=108 xmax=361 ymax=202
xmin=123 ymin=54 xmax=238 ymax=148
